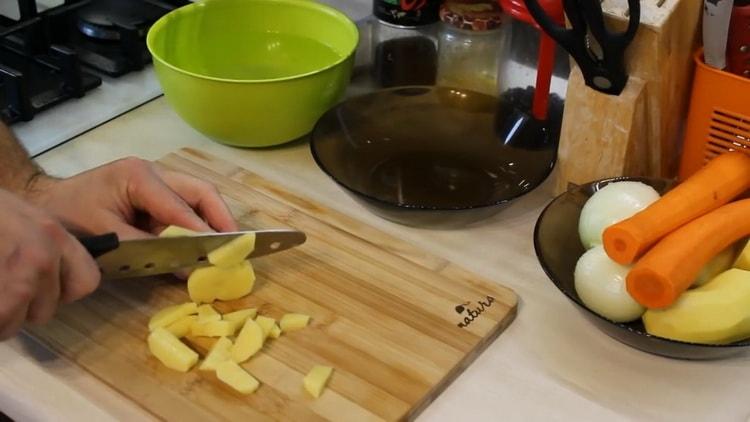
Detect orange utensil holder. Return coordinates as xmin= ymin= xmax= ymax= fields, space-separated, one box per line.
xmin=679 ymin=50 xmax=750 ymax=180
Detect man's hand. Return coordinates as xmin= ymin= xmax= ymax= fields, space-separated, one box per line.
xmin=0 ymin=190 xmax=100 ymax=339
xmin=24 ymin=157 xmax=238 ymax=240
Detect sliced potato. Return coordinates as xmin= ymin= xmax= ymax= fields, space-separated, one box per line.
xmin=147 ymin=328 xmax=198 ymax=372
xmin=280 ymin=313 xmax=310 ymax=332
xmin=208 ymin=233 xmax=256 ymax=268
xmin=231 ymin=318 xmax=264 ymax=363
xmin=200 ymin=337 xmax=233 ymax=371
xmin=255 ymin=315 xmax=276 ymax=340
xmin=191 ymin=320 xmax=238 ymax=337
xmin=159 ymin=225 xmax=200 ymax=238
xmin=165 ymin=315 xmax=197 ymax=338
xmin=303 ymin=365 xmax=333 ymax=398
xmin=222 ymin=308 xmax=257 ymax=324
xmin=197 ymin=304 xmax=221 ymax=323
xmin=148 ymin=302 xmax=198 ymax=331
xmin=269 ymin=324 xmax=282 ymax=339
xmin=188 ymin=261 xmax=255 ymax=304
xmin=216 ymin=361 xmax=260 ymax=394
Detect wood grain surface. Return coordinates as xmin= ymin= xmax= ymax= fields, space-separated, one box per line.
xmin=25 ymin=148 xmax=518 ymax=421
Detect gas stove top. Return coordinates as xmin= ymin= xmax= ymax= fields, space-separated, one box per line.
xmin=0 ymin=0 xmax=189 ymax=155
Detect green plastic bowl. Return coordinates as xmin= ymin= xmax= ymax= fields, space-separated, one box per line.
xmin=147 ymin=0 xmax=358 ymax=147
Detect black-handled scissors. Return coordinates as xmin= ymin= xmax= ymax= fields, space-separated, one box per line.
xmin=523 ymin=0 xmax=640 ymax=95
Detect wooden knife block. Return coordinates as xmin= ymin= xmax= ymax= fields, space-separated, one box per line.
xmin=552 ymin=0 xmax=702 ymax=193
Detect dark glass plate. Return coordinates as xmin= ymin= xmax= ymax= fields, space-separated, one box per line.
xmin=534 ymin=176 xmax=750 ymax=360
xmin=310 ymin=86 xmax=557 ymax=228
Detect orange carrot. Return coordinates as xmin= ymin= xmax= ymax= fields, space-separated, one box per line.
xmin=626 ymin=199 xmax=750 ymax=309
xmin=603 ymin=152 xmax=750 ymax=265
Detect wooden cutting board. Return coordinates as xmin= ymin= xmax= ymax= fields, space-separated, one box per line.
xmin=26 ymin=148 xmax=517 ymax=421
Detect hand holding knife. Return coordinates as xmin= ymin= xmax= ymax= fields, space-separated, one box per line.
xmin=79 ymin=230 xmax=306 ymax=280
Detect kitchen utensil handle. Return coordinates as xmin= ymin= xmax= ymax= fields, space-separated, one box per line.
xmin=532 ymin=33 xmax=556 ymax=121
xmin=703 ymin=0 xmax=735 ymax=69
xmin=78 ymin=233 xmax=120 ymax=258
xmin=523 ymin=0 xmax=573 ymax=43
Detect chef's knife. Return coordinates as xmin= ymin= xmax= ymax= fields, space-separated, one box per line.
xmin=78 ymin=230 xmax=306 ymax=280
xmin=703 ymin=0 xmax=735 ymax=69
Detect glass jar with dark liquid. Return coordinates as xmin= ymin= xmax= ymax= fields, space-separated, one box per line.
xmin=371 ymin=0 xmax=440 ymax=88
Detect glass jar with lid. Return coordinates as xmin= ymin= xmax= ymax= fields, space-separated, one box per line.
xmin=436 ymin=0 xmax=509 ymax=96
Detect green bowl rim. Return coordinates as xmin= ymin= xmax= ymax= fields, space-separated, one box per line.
xmin=146 ymin=0 xmax=360 ymax=84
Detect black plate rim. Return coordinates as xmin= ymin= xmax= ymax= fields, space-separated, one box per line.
xmin=309 ymin=85 xmax=556 ymax=212
xmin=533 ymin=175 xmax=750 ymax=350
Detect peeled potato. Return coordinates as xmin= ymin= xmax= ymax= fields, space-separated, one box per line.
xmin=734 ymin=239 xmax=750 ymax=271
xmin=231 ymin=318 xmax=264 ymax=363
xmin=208 ymin=233 xmax=256 ymax=268
xmin=216 ymin=361 xmax=260 ymax=394
xmin=578 ymin=181 xmax=660 ymax=249
xmin=223 ymin=308 xmax=257 ymax=324
xmin=644 ymin=269 xmax=750 ymax=344
xmin=197 ymin=304 xmax=221 ymax=323
xmin=269 ymin=324 xmax=282 ymax=339
xmin=191 ymin=320 xmax=238 ymax=337
xmin=255 ymin=316 xmax=276 ymax=340
xmin=188 ymin=261 xmax=255 ymax=304
xmin=303 ymin=365 xmax=333 ymax=398
xmin=279 ymin=313 xmax=310 ymax=332
xmin=694 ymin=244 xmax=740 ymax=287
xmin=147 ymin=328 xmax=199 ymax=372
xmin=200 ymin=337 xmax=233 ymax=371
xmin=165 ymin=315 xmax=197 ymax=338
xmin=159 ymin=225 xmax=200 ymax=238
xmin=148 ymin=302 xmax=198 ymax=331
xmin=574 ymin=246 xmax=645 ymax=322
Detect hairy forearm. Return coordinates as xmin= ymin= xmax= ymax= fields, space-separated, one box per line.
xmin=0 ymin=123 xmax=45 ymax=194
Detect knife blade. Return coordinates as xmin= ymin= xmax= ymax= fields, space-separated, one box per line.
xmin=85 ymin=229 xmax=306 ymax=280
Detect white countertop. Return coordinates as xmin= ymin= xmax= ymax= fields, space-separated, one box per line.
xmin=1 ymin=1 xmax=750 ymax=420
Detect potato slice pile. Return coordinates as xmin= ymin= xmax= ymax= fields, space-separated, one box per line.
xmin=145 ymin=227 xmax=328 ymax=398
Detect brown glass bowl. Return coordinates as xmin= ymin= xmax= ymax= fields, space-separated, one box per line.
xmin=310 ymin=86 xmax=557 ymax=228
xmin=534 ymin=176 xmax=750 ymax=360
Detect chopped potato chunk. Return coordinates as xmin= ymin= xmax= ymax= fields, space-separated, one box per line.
xmin=208 ymin=233 xmax=256 ymax=268
xmin=255 ymin=315 xmax=276 ymax=340
xmin=222 ymin=308 xmax=257 ymax=324
xmin=191 ymin=320 xmax=238 ymax=337
xmin=147 ymin=328 xmax=198 ymax=372
xmin=165 ymin=315 xmax=197 ymax=338
xmin=216 ymin=361 xmax=259 ymax=394
xmin=197 ymin=304 xmax=221 ymax=323
xmin=188 ymin=261 xmax=255 ymax=304
xmin=269 ymin=324 xmax=281 ymax=339
xmin=148 ymin=302 xmax=198 ymax=331
xmin=280 ymin=313 xmax=310 ymax=332
xmin=200 ymin=337 xmax=233 ymax=371
xmin=231 ymin=318 xmax=264 ymax=363
xmin=159 ymin=225 xmax=200 ymax=238
xmin=303 ymin=365 xmax=333 ymax=398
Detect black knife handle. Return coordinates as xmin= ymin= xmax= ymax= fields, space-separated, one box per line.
xmin=78 ymin=233 xmax=120 ymax=258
